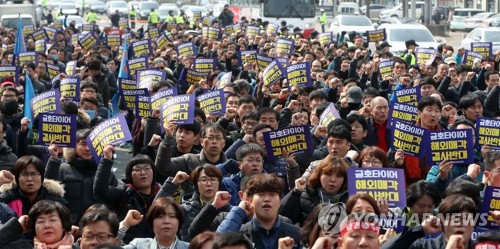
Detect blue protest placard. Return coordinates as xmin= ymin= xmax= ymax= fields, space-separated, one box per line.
xmin=35 ymin=40 xmax=46 ymax=53
xmin=78 ymin=32 xmax=98 ymax=51
xmin=23 ymin=25 xmax=35 ymax=36
xmin=156 ymin=34 xmax=169 ymax=50
xmin=44 ymin=27 xmax=57 ymax=41
xmin=179 ymin=68 xmax=209 ymax=86
xmin=197 ymin=89 xmax=226 ymax=115
xmin=366 ymin=29 xmax=386 ymax=43
xmin=137 ymin=69 xmax=166 ymax=91
xmin=106 ymin=34 xmax=122 ymax=47
xmin=87 ymin=113 xmax=132 ymax=163
xmin=425 ymin=129 xmax=474 ymax=165
xmin=415 ymin=48 xmax=437 ymax=65
xmin=285 ymin=62 xmax=312 ymax=88
xmin=218 ymin=72 xmax=232 ymax=89
xmin=318 ymin=32 xmax=334 ymax=46
xmin=66 ymin=61 xmax=77 ymax=76
xmin=476 ymin=117 xmax=500 ymax=150
xmin=263 ymin=125 xmax=315 ymax=160
xmin=54 ymin=19 xmax=63 ymax=30
xmin=387 ymin=102 xmax=419 ymax=129
xmin=60 ymin=77 xmax=81 ymax=102
xmin=348 ymin=168 xmax=406 ymax=208
xmin=238 ymin=50 xmax=257 ymax=66
xmin=276 ymin=39 xmax=295 ymax=57
xmin=0 ymin=66 xmax=18 ymax=83
xmin=81 ymin=24 xmax=96 ymax=32
xmin=319 ymin=103 xmax=341 ymax=127
xmin=463 ymin=50 xmax=483 ymax=67
xmin=266 ymin=23 xmax=279 ymax=35
xmin=16 ymin=52 xmax=38 ymax=67
xmin=134 ymin=89 xmax=151 ymax=119
xmin=118 ymin=78 xmax=137 ymax=91
xmin=201 ymin=16 xmax=212 ymax=26
xmin=132 ymin=39 xmax=153 ymax=57
xmin=151 ymin=87 xmax=178 ymax=110
xmin=256 ymin=54 xmax=272 ymax=71
xmin=127 ymin=57 xmax=149 ymax=79
xmin=33 ymin=29 xmax=48 ymax=41
xmin=46 ymin=63 xmax=60 ymax=81
xmin=393 ymin=86 xmax=421 ymax=106
xmin=31 ymin=89 xmax=61 ymax=119
xmin=262 ymin=59 xmax=285 ymax=87
xmin=202 ymin=27 xmax=221 ymax=40
xmin=121 ymin=89 xmax=146 ymax=110
xmin=391 ymin=120 xmax=426 ymax=157
xmin=471 ymin=42 xmax=493 ymax=58
xmin=176 ymin=42 xmax=196 ymax=57
xmin=38 ymin=113 xmax=76 ymax=148
xmin=160 ymin=94 xmax=196 ymax=125
xmin=148 ymin=28 xmax=159 ymax=39
xmin=479 ymin=186 xmax=500 ymax=229
xmin=194 ymin=58 xmax=217 ymax=73
xmin=245 ymin=26 xmax=260 ymax=38
xmin=379 ymin=59 xmax=394 ymax=79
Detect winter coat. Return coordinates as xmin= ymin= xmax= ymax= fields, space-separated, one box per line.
xmin=0 ymin=139 xmax=17 ymax=171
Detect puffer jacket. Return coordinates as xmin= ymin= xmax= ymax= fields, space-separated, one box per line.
xmin=0 ymin=179 xmax=67 ymax=217
xmin=0 ymin=139 xmax=18 ymax=171
xmin=45 ymin=157 xmax=118 ymax=224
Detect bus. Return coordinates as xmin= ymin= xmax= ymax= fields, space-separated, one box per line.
xmin=228 ymin=0 xmax=317 ymax=30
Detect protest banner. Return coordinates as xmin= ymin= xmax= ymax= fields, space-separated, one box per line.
xmin=38 ymin=113 xmax=76 ymax=147
xmin=136 ymin=91 xmax=151 ymax=119
xmin=0 ymin=66 xmax=18 ymax=84
xmin=54 ymin=19 xmax=63 ymax=30
xmin=127 ymin=57 xmax=149 ymax=79
xmin=379 ymin=59 xmax=394 ymax=79
xmin=148 ymin=28 xmax=159 ymax=39
xmin=263 ymin=125 xmax=314 ymax=160
xmin=276 ymin=39 xmax=295 ymax=57
xmin=246 ymin=26 xmax=260 ymax=38
xmin=262 ymin=59 xmax=286 ymax=86
xmin=106 ymin=34 xmax=122 ymax=47
xmin=415 ymin=48 xmax=437 ymax=65
xmin=471 ymin=42 xmax=493 ymax=58
xmin=197 ymin=89 xmax=226 ymax=115
xmin=60 ymin=77 xmax=81 ymax=102
xmin=318 ymin=32 xmax=334 ymax=46
xmin=119 ymin=78 xmax=137 ymax=91
xmin=82 ymin=24 xmax=95 ymax=32
xmin=276 ymin=57 xmax=289 ymax=67
xmin=391 ymin=120 xmax=426 ymax=157
xmin=78 ymin=32 xmax=98 ymax=51
xmin=137 ymin=69 xmax=166 ymax=91
xmin=47 ymin=63 xmax=60 ymax=81
xmin=476 ymin=117 xmax=500 ymax=150
xmin=160 ymin=94 xmax=196 ymax=126
xmin=285 ymin=62 xmax=312 ymax=88
xmin=218 ymin=72 xmax=232 ymax=89
xmin=151 ymin=87 xmax=178 ymax=110
xmin=156 ymin=34 xmax=169 ymax=50
xmin=132 ymin=39 xmax=153 ymax=58
xmin=257 ymin=54 xmax=274 ymax=71
xmin=266 ymin=23 xmax=279 ymax=35
xmin=393 ymin=86 xmax=421 ymax=106
xmin=66 ymin=60 xmax=77 ymax=76
xmin=17 ymin=52 xmax=37 ymax=67
xmin=179 ymin=68 xmax=209 ymax=86
xmin=425 ymin=129 xmax=474 ymax=165
xmin=479 ymin=186 xmax=500 ymax=228
xmin=319 ymin=103 xmax=341 ymax=127
xmin=87 ymin=113 xmax=132 ymax=163
xmin=176 ymin=42 xmax=196 ymax=57
xmin=366 ymin=29 xmax=386 ymax=43
xmin=238 ymin=50 xmax=257 ymax=66
xmin=33 ymin=29 xmax=48 ymax=41
xmin=194 ymin=58 xmax=217 ymax=73
xmin=31 ymin=89 xmax=61 ymax=118
xmin=44 ymin=27 xmax=57 ymax=41
xmin=23 ymin=25 xmax=35 ymax=36
xmin=119 ymin=19 xmax=128 ymax=29
xmin=35 ymin=39 xmax=46 ymax=53
xmin=348 ymin=168 xmax=406 ymax=208
xmin=387 ymin=102 xmax=419 ymax=129
xmin=463 ymin=50 xmax=483 ymax=67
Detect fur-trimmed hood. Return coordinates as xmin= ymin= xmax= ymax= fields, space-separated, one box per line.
xmin=0 ymin=179 xmax=65 ymax=197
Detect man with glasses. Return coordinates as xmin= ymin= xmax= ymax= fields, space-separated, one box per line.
xmin=0 ymin=87 xmax=18 ymax=103
xmin=80 ymin=82 xmax=110 ymax=120
xmin=78 ymin=207 xmax=120 ymax=249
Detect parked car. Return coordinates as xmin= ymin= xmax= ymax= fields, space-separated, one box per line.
xmin=138 ymin=1 xmax=159 ymax=20
xmin=360 ymin=4 xmax=387 ymax=20
xmin=158 ymin=5 xmax=179 ymax=22
xmin=329 ymin=14 xmax=375 ymax=41
xmin=463 ymin=12 xmax=496 ymax=31
xmin=337 ymin=2 xmax=360 ymax=15
xmin=461 ymin=27 xmax=500 ymax=53
xmin=483 ymin=14 xmax=500 ymax=27
xmin=107 ymin=0 xmax=129 ymax=17
xmin=449 ymin=8 xmax=484 ymax=32
xmin=184 ymin=5 xmax=207 ymax=19
xmin=377 ymin=23 xmax=439 ymax=55
xmin=1 ymin=14 xmax=34 ymax=29
xmin=128 ymin=1 xmax=140 ymax=12
xmin=88 ymin=1 xmax=106 ymax=14
xmin=379 ymin=1 xmax=429 ymax=19
xmin=58 ymin=3 xmax=77 ymax=15
xmin=374 ymin=16 xmax=417 ymax=28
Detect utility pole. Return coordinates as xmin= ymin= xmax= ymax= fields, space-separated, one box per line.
xmin=424 ymin=0 xmax=431 ymax=25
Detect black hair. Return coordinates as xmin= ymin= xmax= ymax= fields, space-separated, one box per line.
xmin=444 ymin=179 xmax=481 ymax=211
xmin=485 ymin=70 xmax=498 ymax=81
xmin=125 ymin=154 xmax=156 ymax=186
xmin=28 ymin=200 xmax=72 ymax=234
xmin=362 ymin=87 xmax=379 ymax=99
xmin=238 ymin=95 xmax=257 ymax=107
xmin=61 ymin=101 xmax=79 ymax=115
xmin=194 ymin=108 xmax=207 ymax=124
xmin=458 ymin=93 xmax=483 ymax=111
xmin=252 ymin=123 xmax=273 ymax=139
xmin=212 ymin=232 xmax=253 ymax=249
xmin=236 ymin=143 xmax=264 ymax=162
xmin=200 ymin=123 xmax=226 ymax=138
xmin=79 ymin=209 xmax=120 ymax=237
xmin=176 ymin=120 xmax=201 ymax=136
xmin=346 ymin=114 xmax=368 ymax=131
xmin=417 ymin=96 xmax=442 ymax=112
xmin=450 ymin=118 xmax=474 ymax=130
xmin=327 ymin=126 xmax=351 ymax=142
xmin=393 ymin=57 xmax=408 ymax=70
xmin=257 ymin=107 xmax=280 ymax=123
xmin=419 ymin=77 xmax=437 ymax=87
xmin=308 ymin=89 xmax=327 ymax=101
xmin=315 ymin=101 xmax=330 ymax=117
xmin=327 ymin=118 xmax=352 ymax=133
xmin=80 ymin=81 xmax=99 ymax=92
xmin=406 ymin=180 xmax=441 ymax=208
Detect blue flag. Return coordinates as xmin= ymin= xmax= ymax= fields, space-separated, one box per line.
xmin=24 ymin=72 xmax=35 ymax=130
xmin=13 ymin=15 xmax=26 ymax=65
xmin=111 ymin=39 xmax=129 ymax=116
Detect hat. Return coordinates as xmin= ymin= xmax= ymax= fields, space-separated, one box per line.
xmin=347 ymin=86 xmax=363 ymax=104
xmin=280 ymin=26 xmax=289 ymax=32
xmin=380 ymin=41 xmax=392 ymax=48
xmin=405 ymin=39 xmax=419 ymax=47
xmin=444 ymin=57 xmax=457 ymax=65
xmin=293 ymin=27 xmax=302 ymax=32
xmin=1 ymin=81 xmax=15 ymax=88
xmin=224 ymin=4 xmax=229 ymax=7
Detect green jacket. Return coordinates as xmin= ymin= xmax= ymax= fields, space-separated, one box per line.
xmin=320 ymin=13 xmax=327 ymax=24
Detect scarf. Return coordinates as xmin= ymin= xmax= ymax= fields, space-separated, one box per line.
xmin=34 ymin=232 xmax=74 ymax=249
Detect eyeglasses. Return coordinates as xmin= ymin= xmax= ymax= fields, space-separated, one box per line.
xmin=132 ymin=166 xmax=153 ymax=173
xmin=82 ymin=89 xmax=96 ymax=93
xmin=82 ymin=233 xmax=115 ymax=242
xmin=242 ymin=158 xmax=263 ymax=164
xmin=20 ymin=172 xmax=41 ymax=179
xmin=204 ymin=136 xmax=224 ymax=141
xmin=243 ymin=121 xmax=258 ymax=126
xmin=198 ymin=177 xmax=218 ymax=184
xmin=362 ymin=160 xmax=382 ymax=166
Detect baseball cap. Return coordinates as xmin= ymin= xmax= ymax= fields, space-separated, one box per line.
xmin=444 ymin=57 xmax=457 ymax=65
xmin=405 ymin=39 xmax=419 ymax=47
xmin=347 ymin=86 xmax=363 ymax=104
xmin=380 ymin=41 xmax=392 ymax=48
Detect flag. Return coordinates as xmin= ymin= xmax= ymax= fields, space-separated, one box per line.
xmin=24 ymin=72 xmax=35 ymax=130
xmin=111 ymin=39 xmax=129 ymax=116
xmin=13 ymin=15 xmax=26 ymax=65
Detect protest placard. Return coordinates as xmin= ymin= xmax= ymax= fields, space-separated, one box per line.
xmin=463 ymin=50 xmax=483 ymax=67
xmin=285 ymin=62 xmax=311 ymax=88
xmin=266 ymin=23 xmax=279 ymax=35
xmin=262 ymin=59 xmax=285 ymax=86
xmin=121 ymin=88 xmax=145 ymax=110
xmin=218 ymin=72 xmax=232 ymax=89
xmin=54 ymin=19 xmax=63 ymax=30
xmin=379 ymin=59 xmax=394 ymax=79
xmin=166 ymin=23 xmax=177 ymax=31
xmin=471 ymin=42 xmax=493 ymax=58
xmin=107 ymin=34 xmax=122 ymax=47
xmin=127 ymin=57 xmax=149 ymax=79
xmin=46 ymin=63 xmax=60 ymax=81
xmin=233 ymin=23 xmax=241 ymax=33
xmin=35 ymin=40 xmax=46 ymax=53
xmin=256 ymin=54 xmax=272 ymax=71
xmin=276 ymin=39 xmax=295 ymax=57
xmin=348 ymin=168 xmax=406 ymax=208
xmin=119 ymin=78 xmax=137 ymax=91
xmin=179 ymin=69 xmax=209 ymax=86
xmin=148 ymin=28 xmax=159 ymax=39
xmin=82 ymin=24 xmax=95 ymax=32
xmin=23 ymin=25 xmax=34 ymax=36
xmin=31 ymin=90 xmax=61 ymax=119
xmin=225 ymin=25 xmax=234 ymax=34
xmin=476 ymin=117 xmax=500 ymax=150
xmin=387 ymin=102 xmax=419 ymax=129
xmin=425 ymin=129 xmax=474 ymax=165
xmin=194 ymin=58 xmax=217 ymax=73
xmin=132 ymin=39 xmax=152 ymax=57
xmin=263 ymin=125 xmax=314 ymax=160
xmin=151 ymin=87 xmax=178 ymax=110
xmin=415 ymin=48 xmax=437 ymax=65
xmin=479 ymin=186 xmax=500 ymax=229
xmin=119 ymin=19 xmax=128 ymax=29
xmin=33 ymin=29 xmax=48 ymax=41
xmin=366 ymin=29 xmax=386 ymax=43
xmin=0 ymin=66 xmax=18 ymax=83
xmin=192 ymin=11 xmax=202 ymax=21
xmin=391 ymin=120 xmax=426 ymax=157
xmin=160 ymin=94 xmax=196 ymax=126
xmin=78 ymin=32 xmax=98 ymax=51
xmin=202 ymin=16 xmax=212 ymax=26
xmin=318 ymin=32 xmax=334 ymax=46
xmin=44 ymin=27 xmax=57 ymax=41
xmin=176 ymin=42 xmax=196 ymax=57
xmin=17 ymin=52 xmax=37 ymax=67
xmin=87 ymin=113 xmax=132 ymax=163
xmin=66 ymin=60 xmax=77 ymax=76
xmin=137 ymin=69 xmax=166 ymax=91
xmin=60 ymin=77 xmax=81 ymax=102
xmin=38 ymin=113 xmax=76 ymax=147
xmin=393 ymin=86 xmax=421 ymax=105
xmin=319 ymin=103 xmax=341 ymax=127
xmin=238 ymin=50 xmax=257 ymax=66
xmin=136 ymin=91 xmax=151 ymax=119
xmin=202 ymin=27 xmax=220 ymax=40
xmin=156 ymin=34 xmax=169 ymax=50
xmin=246 ymin=26 xmax=260 ymax=38
xmin=71 ymin=34 xmax=79 ymax=45
xmin=197 ymin=89 xmax=226 ymax=115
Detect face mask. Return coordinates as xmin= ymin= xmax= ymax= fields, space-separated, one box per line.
xmin=101 ymin=55 xmax=108 ymax=61
xmin=49 ymin=54 xmax=57 ymax=61
xmin=84 ymin=110 xmax=95 ymax=120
